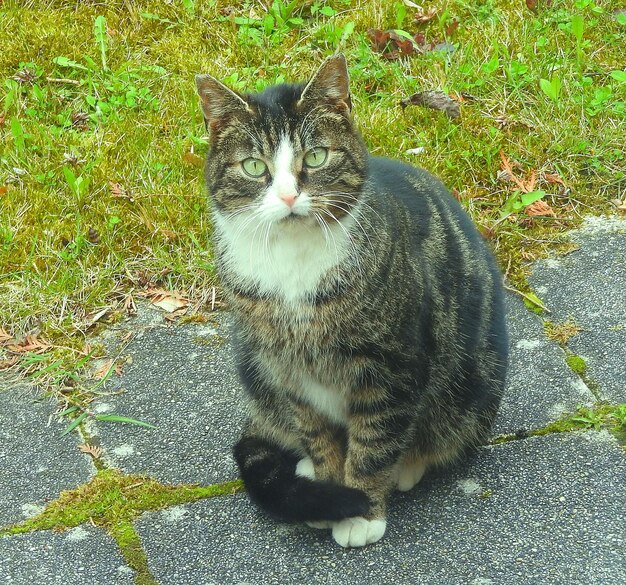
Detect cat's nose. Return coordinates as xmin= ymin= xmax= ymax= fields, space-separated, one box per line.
xmin=279 ymin=193 xmax=298 ymax=208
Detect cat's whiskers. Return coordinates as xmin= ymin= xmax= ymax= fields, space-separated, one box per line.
xmin=313 ymin=206 xmax=366 ymax=285
xmin=312 ymin=210 xmax=341 ymax=270
xmin=318 ymin=197 xmax=376 ymax=264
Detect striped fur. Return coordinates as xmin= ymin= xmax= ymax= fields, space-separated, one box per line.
xmin=196 ymin=55 xmax=508 ymax=547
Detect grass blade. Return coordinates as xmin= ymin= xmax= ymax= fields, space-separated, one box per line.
xmin=94 ymin=15 xmax=108 ymax=71
xmin=60 ymin=411 xmax=89 ymax=436
xmin=95 ymin=414 xmax=156 ymax=429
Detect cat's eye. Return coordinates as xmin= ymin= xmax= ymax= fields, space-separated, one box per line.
xmin=303 ymin=147 xmax=328 ymax=168
xmin=242 ymin=158 xmax=267 ymax=177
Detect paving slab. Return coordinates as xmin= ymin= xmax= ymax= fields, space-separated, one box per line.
xmin=91 ymin=309 xmax=245 ymax=485
xmin=494 ymin=294 xmax=594 ymax=435
xmin=0 ymin=525 xmax=134 ymax=584
xmin=530 ymin=217 xmax=626 ymax=401
xmin=0 ymin=377 xmax=95 ymax=528
xmin=135 ymin=430 xmax=626 ymax=585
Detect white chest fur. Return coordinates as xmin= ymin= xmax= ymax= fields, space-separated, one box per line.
xmin=297 ymin=373 xmax=348 ymax=425
xmin=214 ymin=212 xmax=354 ymax=304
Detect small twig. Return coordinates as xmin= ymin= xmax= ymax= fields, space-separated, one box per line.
xmin=46 ymin=77 xmax=81 ymax=85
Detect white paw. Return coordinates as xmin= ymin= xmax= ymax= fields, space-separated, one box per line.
xmin=332 ymin=517 xmax=387 ymax=548
xmin=396 ymin=460 xmax=426 ymax=492
xmin=306 ymin=520 xmax=333 ymax=530
xmin=295 ymin=457 xmax=315 ymax=480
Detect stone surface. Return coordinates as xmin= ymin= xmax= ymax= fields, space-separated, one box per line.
xmin=530 ymin=217 xmax=626 ymax=401
xmin=136 ymin=431 xmax=626 ymax=585
xmin=0 ymin=526 xmax=134 ymax=584
xmin=0 ymin=378 xmax=95 ymax=528
xmin=90 ymin=309 xmax=245 ymax=485
xmin=494 ymin=294 xmax=595 ymax=435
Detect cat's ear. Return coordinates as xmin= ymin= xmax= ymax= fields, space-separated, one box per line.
xmin=298 ymin=54 xmax=352 ymax=113
xmin=195 ymin=74 xmax=253 ymax=133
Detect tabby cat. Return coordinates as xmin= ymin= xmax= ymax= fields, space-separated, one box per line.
xmin=195 ymin=55 xmax=508 ymax=548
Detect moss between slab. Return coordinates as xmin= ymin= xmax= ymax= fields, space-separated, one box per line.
xmin=0 ymin=468 xmax=244 ymax=583
xmin=491 ymin=403 xmax=626 ymax=447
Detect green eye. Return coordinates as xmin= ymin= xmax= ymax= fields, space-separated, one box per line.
xmin=304 ymin=147 xmax=328 ymax=168
xmin=242 ymin=158 xmax=267 ymax=177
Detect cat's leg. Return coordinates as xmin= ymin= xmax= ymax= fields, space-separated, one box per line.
xmin=291 ymin=400 xmax=346 ymax=484
xmin=392 ymin=453 xmax=427 ymax=492
xmin=332 ymin=419 xmax=407 ymax=546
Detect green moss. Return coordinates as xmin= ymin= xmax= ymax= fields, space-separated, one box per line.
xmin=0 ymin=468 xmax=243 ymax=537
xmin=109 ymin=521 xmax=158 ymax=585
xmin=491 ymin=403 xmax=626 ymax=446
xmin=565 ymin=354 xmax=587 ymax=376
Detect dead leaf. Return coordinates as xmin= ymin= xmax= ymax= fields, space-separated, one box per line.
xmin=0 ymin=328 xmax=14 ymax=344
xmin=87 ymin=227 xmax=100 ymax=244
xmin=617 ymin=200 xmax=626 ymax=214
xmin=526 ymin=199 xmax=556 ymax=217
xmin=401 ymin=91 xmax=461 ymax=119
xmin=7 ymin=334 xmax=50 ymax=354
xmin=124 ymin=293 xmax=137 ymax=315
xmin=144 ymin=288 xmax=190 ymax=313
xmin=414 ymin=7 xmax=438 ymax=23
xmin=78 ymin=444 xmax=103 ymax=459
xmin=0 ymin=356 xmax=19 ymax=370
xmin=499 ymin=151 xmax=536 ymax=193
xmin=85 ymin=307 xmax=110 ymax=328
xmin=93 ymin=358 xmax=114 ymax=380
xmin=164 ymin=307 xmax=189 ymax=322
xmin=544 ymin=172 xmax=565 ymax=186
xmin=71 ymin=111 xmax=89 ymax=130
xmin=445 ymin=18 xmax=459 ymax=37
xmin=0 ymin=186 xmax=7 ymax=196
xmin=109 ymin=182 xmax=133 ymax=201
xmin=526 ymin=0 xmax=538 ymax=12
xmin=182 ymin=152 xmax=204 ymax=168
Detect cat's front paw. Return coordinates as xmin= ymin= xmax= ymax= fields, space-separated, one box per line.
xmin=332 ymin=517 xmax=386 ymax=548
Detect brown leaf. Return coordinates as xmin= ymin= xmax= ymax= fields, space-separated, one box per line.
xmin=85 ymin=307 xmax=110 ymax=328
xmin=499 ymin=151 xmax=534 ymax=193
xmin=0 ymin=356 xmax=20 ymax=370
xmin=445 ymin=18 xmax=459 ymax=37
xmin=544 ymin=172 xmax=565 ymax=186
xmin=0 ymin=113 xmax=5 ymax=127
xmin=526 ymin=199 xmax=556 ymax=217
xmin=0 ymin=328 xmax=14 ymax=344
xmin=124 ymin=292 xmax=137 ymax=315
xmin=94 ymin=358 xmax=114 ymax=380
xmin=414 ymin=7 xmax=438 ymax=23
xmin=78 ymin=443 xmax=103 ymax=459
xmin=0 ymin=186 xmax=7 ymax=196
xmin=87 ymin=227 xmax=100 ymax=244
xmin=164 ymin=307 xmax=189 ymax=322
xmin=401 ymin=91 xmax=461 ymax=119
xmin=7 ymin=334 xmax=50 ymax=354
xmin=109 ymin=182 xmax=133 ymax=201
xmin=526 ymin=0 xmax=538 ymax=12
xmin=71 ymin=111 xmax=89 ymax=130
xmin=182 ymin=152 xmax=204 ymax=168
xmin=144 ymin=288 xmax=190 ymax=313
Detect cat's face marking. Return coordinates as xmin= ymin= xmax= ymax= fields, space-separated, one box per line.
xmin=259 ymin=136 xmax=312 ymax=223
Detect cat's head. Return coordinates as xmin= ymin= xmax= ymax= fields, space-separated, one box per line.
xmin=195 ymin=55 xmax=367 ymax=231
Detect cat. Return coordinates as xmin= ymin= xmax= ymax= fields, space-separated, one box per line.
xmin=195 ymin=54 xmax=508 ymax=548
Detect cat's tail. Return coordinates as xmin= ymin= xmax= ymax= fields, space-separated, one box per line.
xmin=233 ymin=435 xmax=370 ymax=523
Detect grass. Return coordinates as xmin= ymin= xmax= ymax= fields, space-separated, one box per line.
xmin=1 ymin=1 xmax=625 ymax=387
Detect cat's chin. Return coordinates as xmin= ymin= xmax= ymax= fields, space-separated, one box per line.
xmin=275 ymin=213 xmax=316 ymax=228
